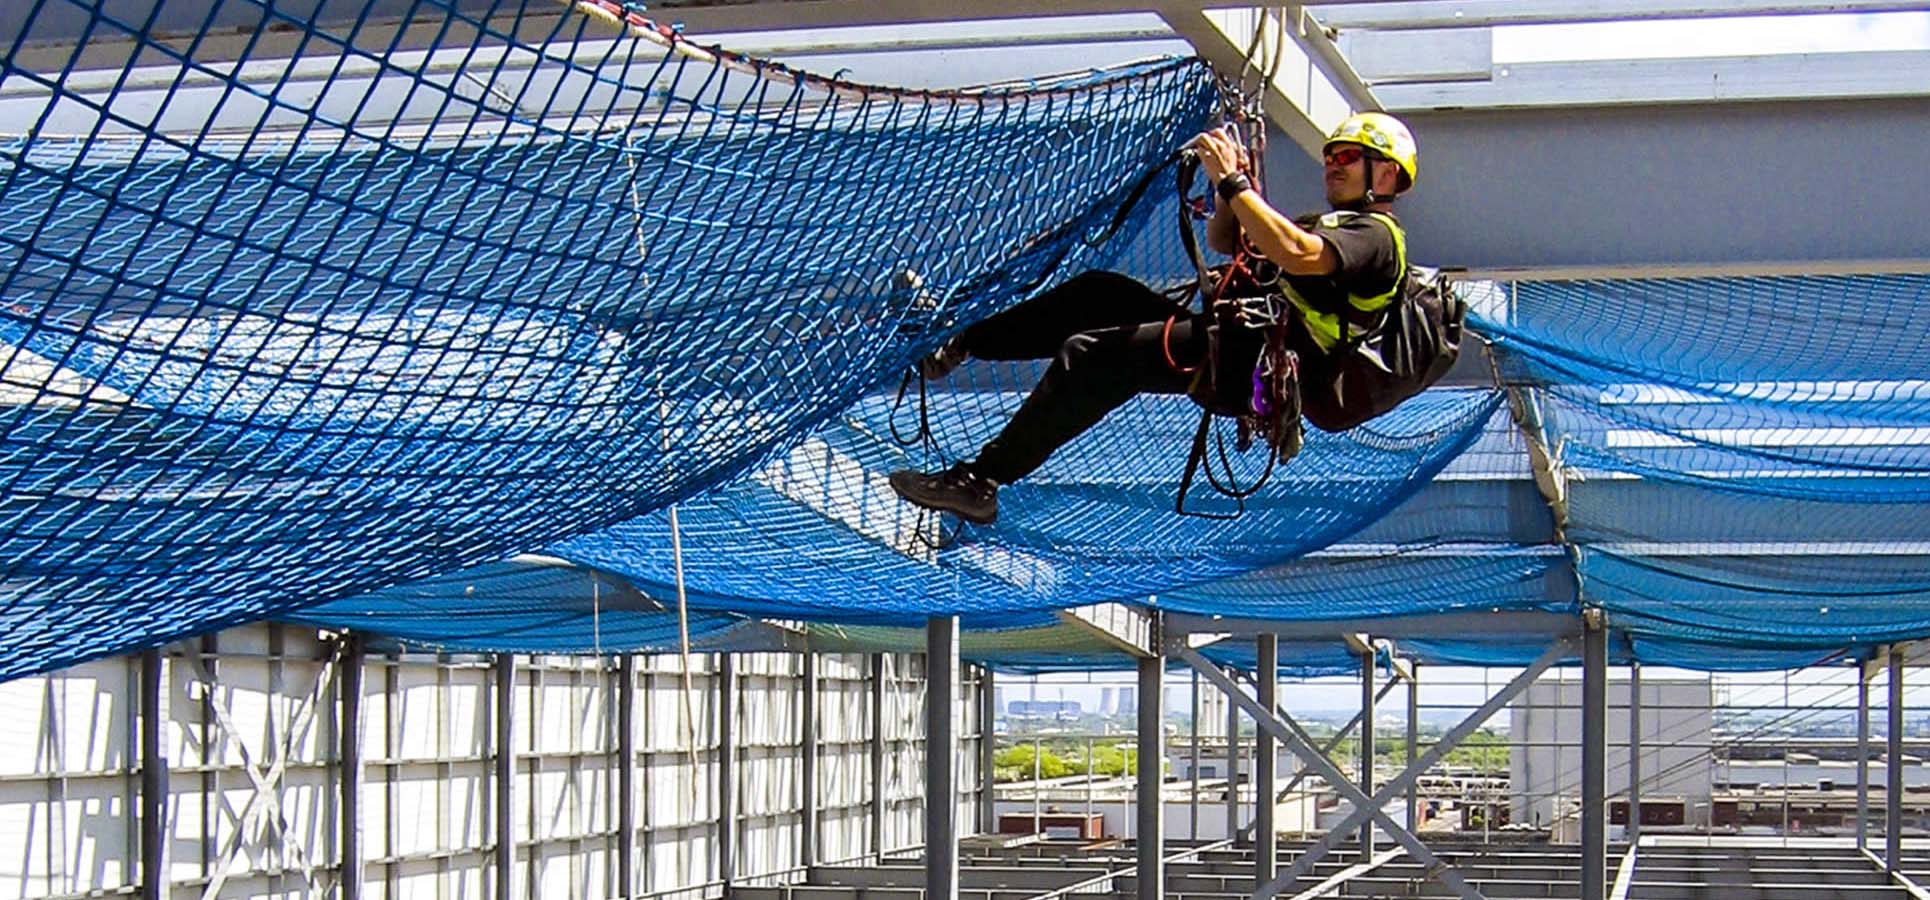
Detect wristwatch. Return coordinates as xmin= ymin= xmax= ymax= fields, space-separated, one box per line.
xmin=1216 ymin=171 xmax=1253 ymax=201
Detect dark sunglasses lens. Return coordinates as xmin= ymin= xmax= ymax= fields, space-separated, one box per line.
xmin=1326 ymin=147 xmax=1363 ymax=166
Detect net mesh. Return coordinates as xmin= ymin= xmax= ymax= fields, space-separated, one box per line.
xmin=550 ymin=387 xmax=1500 ymax=623
xmin=0 ymin=0 xmax=1236 ymax=676
xmin=284 ymin=556 xmax=758 ymax=653
xmin=1476 ymin=274 xmax=1930 ymax=658
xmin=5 ymin=0 xmax=1927 ymax=678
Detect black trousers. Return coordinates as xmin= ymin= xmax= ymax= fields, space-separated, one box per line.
xmin=959 ymin=271 xmax=1259 ymax=484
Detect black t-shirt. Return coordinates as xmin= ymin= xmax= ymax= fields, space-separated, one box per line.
xmin=1280 ymin=210 xmax=1402 ymax=315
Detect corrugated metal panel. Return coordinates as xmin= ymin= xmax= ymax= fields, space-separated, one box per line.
xmin=815 ymin=654 xmax=875 ymax=866
xmin=0 ymin=655 xmax=138 ymax=899
xmin=0 ymin=624 xmax=981 ymax=900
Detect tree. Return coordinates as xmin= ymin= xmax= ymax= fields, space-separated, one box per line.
xmin=1374 ymin=729 xmax=1509 ymax=773
xmin=1087 ymin=743 xmax=1130 ymax=776
xmin=993 ymin=744 xmax=1075 ymax=782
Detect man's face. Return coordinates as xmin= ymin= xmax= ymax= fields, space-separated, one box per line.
xmin=1323 ymin=142 xmax=1374 ymax=206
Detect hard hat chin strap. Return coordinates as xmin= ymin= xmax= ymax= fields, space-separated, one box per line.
xmin=1337 ymin=157 xmax=1382 ymax=211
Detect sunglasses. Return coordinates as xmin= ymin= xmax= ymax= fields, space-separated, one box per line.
xmin=1323 ymin=146 xmax=1384 ymax=167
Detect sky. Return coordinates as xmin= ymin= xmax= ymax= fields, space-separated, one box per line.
xmin=1494 ymin=12 xmax=1930 ymax=63
xmin=727 ymin=9 xmax=1930 ymax=107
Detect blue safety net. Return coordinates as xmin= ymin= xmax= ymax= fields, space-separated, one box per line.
xmin=0 ymin=0 xmax=1235 ymax=677
xmin=1157 ymin=545 xmax=1569 ymax=623
xmin=801 ymin=618 xmax=1122 ymax=675
xmin=550 ymin=387 xmax=1500 ymax=623
xmin=1490 ymin=276 xmax=1930 ymax=501
xmin=283 ymin=555 xmax=759 ymax=653
xmin=1473 ymin=273 xmax=1930 ymax=660
xmin=1395 ymin=636 xmax=1853 ymax=673
xmin=790 ymin=620 xmax=1367 ymax=676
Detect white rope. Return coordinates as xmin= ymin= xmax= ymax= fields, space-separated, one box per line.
xmin=1267 ymin=6 xmax=1290 ymax=90
xmin=669 ymin=504 xmax=703 ymax=804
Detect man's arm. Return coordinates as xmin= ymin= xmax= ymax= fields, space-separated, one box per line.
xmin=1221 ymin=191 xmax=1337 ymax=276
xmin=1189 ymin=126 xmax=1336 ymax=275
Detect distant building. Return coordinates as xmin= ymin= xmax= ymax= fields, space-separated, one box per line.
xmin=1119 ymin=686 xmax=1137 ymax=716
xmin=1010 ymin=699 xmax=1082 ymax=717
xmin=1511 ymin=677 xmax=1713 ymax=829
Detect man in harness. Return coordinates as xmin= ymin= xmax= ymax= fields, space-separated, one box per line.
xmin=889 ymin=112 xmax=1421 ymax=525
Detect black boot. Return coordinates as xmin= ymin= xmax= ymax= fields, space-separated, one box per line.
xmin=918 ymin=335 xmax=970 ymax=381
xmin=888 ymin=463 xmax=999 ymax=524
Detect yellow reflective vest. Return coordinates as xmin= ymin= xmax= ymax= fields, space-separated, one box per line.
xmin=1281 ymin=210 xmax=1407 ymax=353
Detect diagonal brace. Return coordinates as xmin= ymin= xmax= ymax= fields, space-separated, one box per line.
xmin=1862 ymin=847 xmax=1930 ymax=900
xmin=1286 ymin=847 xmax=1405 ymax=900
xmin=1175 ymin=645 xmax=1486 ymax=900
xmin=187 ymin=644 xmax=341 ymax=900
xmin=1259 ymin=637 xmax=1575 ymax=900
xmin=1237 ymin=669 xmax=1402 ymax=840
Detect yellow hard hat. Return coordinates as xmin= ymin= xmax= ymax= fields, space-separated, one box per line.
xmin=1324 ymin=112 xmax=1417 ymax=192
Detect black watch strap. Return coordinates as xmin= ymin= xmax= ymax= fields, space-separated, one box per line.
xmin=1216 ymin=171 xmax=1253 ymax=201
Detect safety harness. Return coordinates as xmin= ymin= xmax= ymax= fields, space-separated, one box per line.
xmin=1168 ymin=149 xmax=1410 ymax=519
xmin=1168 ymin=153 xmax=1289 ymax=518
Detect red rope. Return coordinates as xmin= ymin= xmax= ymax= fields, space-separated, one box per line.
xmin=1164 ymin=248 xmax=1251 ymax=375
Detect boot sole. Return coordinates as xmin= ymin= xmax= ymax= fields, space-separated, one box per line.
xmin=888 ymin=471 xmax=998 ymax=525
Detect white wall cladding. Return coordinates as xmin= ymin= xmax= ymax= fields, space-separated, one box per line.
xmin=0 ymin=623 xmax=989 ymax=900
xmin=373 ymin=648 xmax=492 ymax=900
xmin=814 ymin=654 xmax=875 ymax=867
xmin=881 ymin=653 xmax=926 ymax=855
xmin=0 ymin=654 xmax=140 ymax=900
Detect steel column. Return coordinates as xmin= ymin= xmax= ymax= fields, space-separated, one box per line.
xmin=1582 ymin=620 xmax=1607 ymax=900
xmin=1228 ymin=637 xmax=1574 ymax=900
xmin=1086 ymin=736 xmax=1096 ymax=831
xmin=1137 ymin=648 xmax=1164 ymax=900
xmin=340 ymin=636 xmax=365 ymax=900
xmin=718 ymin=653 xmax=737 ymax=887
xmin=870 ymin=653 xmax=888 ymax=857
xmin=618 ymin=656 xmax=636 ymax=898
xmin=140 ymin=649 xmax=166 ymax=900
xmin=1858 ymin=663 xmax=1871 ymax=851
xmin=386 ymin=656 xmax=403 ymax=900
xmin=1225 ymin=674 xmax=1240 ymax=844
xmin=801 ymin=652 xmax=820 ymax=866
xmin=1032 ymin=736 xmax=1043 ymax=833
xmin=1189 ymin=669 xmax=1201 ymax=842
xmin=1888 ymin=645 xmax=1904 ymax=873
xmin=926 ymin=618 xmax=960 ymax=900
xmin=1359 ymin=646 xmax=1375 ymax=855
xmin=1628 ymin=662 xmax=1642 ymax=846
xmin=494 ymin=654 xmax=514 ymax=900
xmin=198 ymin=636 xmax=213 ymax=886
xmin=977 ymin=666 xmax=995 ymax=836
xmin=1255 ymin=635 xmax=1277 ymax=885
xmin=1406 ymin=663 xmax=1419 ymax=835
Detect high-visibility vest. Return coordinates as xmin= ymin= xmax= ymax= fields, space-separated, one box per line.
xmin=1282 ymin=210 xmax=1406 ymax=352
